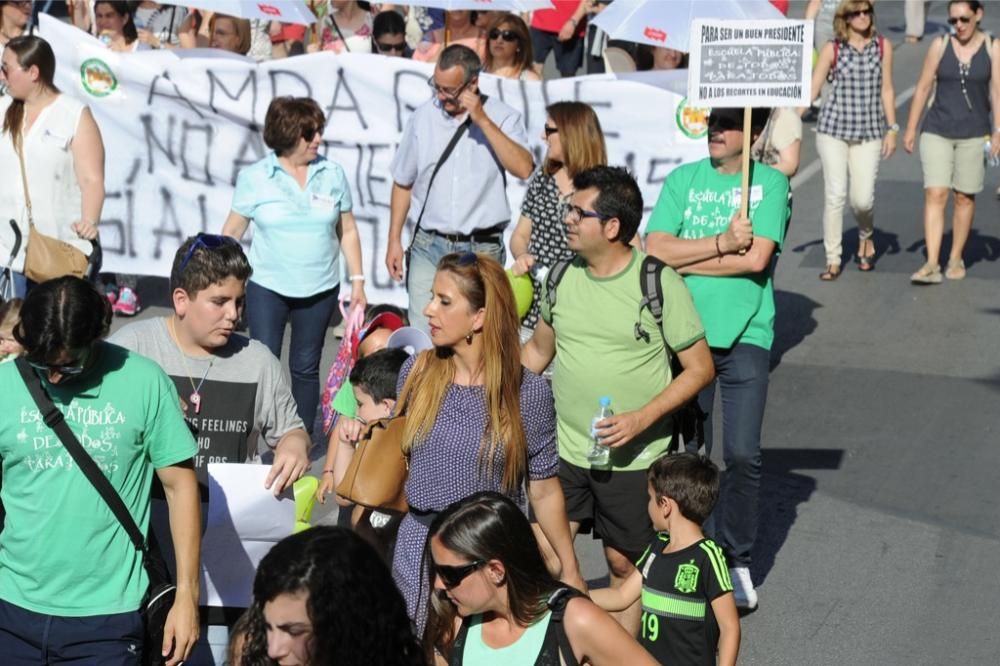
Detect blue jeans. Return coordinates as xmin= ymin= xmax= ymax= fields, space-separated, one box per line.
xmin=687 ymin=343 xmax=770 ymax=568
xmin=0 ymin=597 xmax=144 ymax=664
xmin=406 ymin=229 xmax=506 ymax=335
xmin=246 ymin=280 xmax=340 ymax=433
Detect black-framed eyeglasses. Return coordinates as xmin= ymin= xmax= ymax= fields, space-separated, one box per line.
xmin=376 ymin=40 xmax=406 ymax=53
xmin=434 ymin=560 xmax=486 ymax=588
xmin=707 ymin=114 xmax=742 ymax=132
xmin=846 ymin=8 xmax=872 ymax=19
xmin=30 ymin=348 xmax=92 ymax=377
xmin=488 ymin=29 xmax=518 ymax=43
xmin=301 ymin=124 xmax=325 ymax=142
xmin=427 ymin=75 xmax=472 ymax=100
xmin=564 ymin=203 xmax=611 ymax=224
xmin=178 ymin=233 xmax=240 ymax=274
xmin=947 ymin=15 xmax=973 ymax=25
xmin=544 ymin=125 xmax=559 ymax=137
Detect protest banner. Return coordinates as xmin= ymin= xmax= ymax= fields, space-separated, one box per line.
xmin=688 ymin=19 xmax=814 ymax=108
xmin=688 ymin=18 xmax=811 ymax=218
xmin=38 ymin=15 xmax=707 ymax=307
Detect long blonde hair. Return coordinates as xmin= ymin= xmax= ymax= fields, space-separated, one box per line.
xmin=543 ymin=101 xmax=607 ymax=178
xmin=397 ymin=253 xmax=526 ymax=493
xmin=833 ymin=0 xmax=877 ymax=42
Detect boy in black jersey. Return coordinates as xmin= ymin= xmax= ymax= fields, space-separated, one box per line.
xmin=591 ymin=453 xmax=740 ymax=665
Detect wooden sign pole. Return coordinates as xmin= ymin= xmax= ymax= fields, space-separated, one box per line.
xmin=740 ymin=105 xmax=752 ymax=220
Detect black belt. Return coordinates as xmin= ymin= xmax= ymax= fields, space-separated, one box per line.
xmin=408 ymin=506 xmax=440 ymax=528
xmin=423 ymin=224 xmax=506 ymax=244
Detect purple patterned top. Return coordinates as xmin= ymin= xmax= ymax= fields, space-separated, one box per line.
xmin=396 ymin=355 xmax=558 ymax=510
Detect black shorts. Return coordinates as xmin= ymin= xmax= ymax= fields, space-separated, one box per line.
xmin=530 ymin=28 xmax=584 ymax=76
xmin=558 ymin=460 xmax=654 ymax=561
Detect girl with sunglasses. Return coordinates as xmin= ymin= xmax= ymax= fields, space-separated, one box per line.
xmin=391 ymin=253 xmax=582 ymax=631
xmin=809 ymin=0 xmax=897 ymax=281
xmin=903 ymin=0 xmax=1000 ymax=284
xmin=482 ymin=14 xmax=539 ymax=82
xmin=425 ymin=492 xmax=656 ymax=666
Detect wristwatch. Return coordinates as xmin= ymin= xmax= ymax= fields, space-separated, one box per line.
xmin=887 ymin=123 xmax=900 ymax=133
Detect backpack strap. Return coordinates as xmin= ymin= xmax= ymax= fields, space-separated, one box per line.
xmin=546 ymin=587 xmax=585 ymax=666
xmin=636 ymin=255 xmax=667 ymax=347
xmin=543 ymin=258 xmax=573 ymax=324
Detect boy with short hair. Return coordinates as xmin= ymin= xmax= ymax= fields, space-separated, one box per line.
xmin=343 ymin=347 xmax=410 ymax=560
xmin=591 ymin=453 xmax=740 ymax=666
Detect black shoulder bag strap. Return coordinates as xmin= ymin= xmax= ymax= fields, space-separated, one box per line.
xmin=15 ymin=358 xmax=151 ymax=561
xmin=546 ymin=587 xmax=584 ymax=666
xmin=412 ymin=115 xmax=473 ymax=234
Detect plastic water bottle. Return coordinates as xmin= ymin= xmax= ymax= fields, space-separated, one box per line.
xmin=587 ymin=396 xmax=613 ymax=467
xmin=986 ymin=140 xmax=1000 ymax=168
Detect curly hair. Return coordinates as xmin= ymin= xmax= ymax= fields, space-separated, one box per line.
xmin=239 ymin=527 xmax=423 ymax=666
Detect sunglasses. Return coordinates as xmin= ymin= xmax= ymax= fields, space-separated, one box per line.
xmin=488 ymin=29 xmax=518 ymax=43
xmin=178 ymin=233 xmax=240 ymax=274
xmin=707 ymin=114 xmax=742 ymax=132
xmin=30 ymin=349 xmax=91 ymax=377
xmin=846 ymin=8 xmax=872 ymax=19
xmin=544 ymin=125 xmax=559 ymax=136
xmin=434 ymin=560 xmax=485 ymax=588
xmin=301 ymin=124 xmax=325 ymax=142
xmin=376 ymin=40 xmax=406 ymax=53
xmin=947 ymin=15 xmax=973 ymax=25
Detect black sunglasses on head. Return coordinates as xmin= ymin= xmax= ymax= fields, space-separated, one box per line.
xmin=488 ymin=29 xmax=518 ymax=42
xmin=434 ymin=560 xmax=486 ymax=588
xmin=302 ymin=124 xmax=325 ymax=142
xmin=947 ymin=15 xmax=973 ymax=25
xmin=178 ymin=233 xmax=240 ymax=274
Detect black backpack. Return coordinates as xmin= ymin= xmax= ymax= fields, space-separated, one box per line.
xmin=543 ymin=255 xmax=704 ymax=451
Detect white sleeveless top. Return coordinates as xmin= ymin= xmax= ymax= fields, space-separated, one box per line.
xmin=0 ymin=94 xmax=92 ymax=271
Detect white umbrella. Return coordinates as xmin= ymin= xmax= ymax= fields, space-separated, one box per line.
xmin=172 ymin=0 xmax=317 ymax=25
xmin=592 ymin=0 xmax=784 ymax=52
xmin=385 ymin=0 xmax=553 ymax=10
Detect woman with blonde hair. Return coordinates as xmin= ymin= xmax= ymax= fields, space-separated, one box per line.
xmin=510 ymin=101 xmax=606 ymax=328
xmin=482 ymin=13 xmax=539 ymax=81
xmin=209 ymin=13 xmax=252 ymax=55
xmin=809 ymin=0 xmax=897 ymax=280
xmin=391 ymin=252 xmax=582 ymax=628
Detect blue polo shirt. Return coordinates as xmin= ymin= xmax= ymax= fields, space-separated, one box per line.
xmin=231 ymin=152 xmax=353 ymax=298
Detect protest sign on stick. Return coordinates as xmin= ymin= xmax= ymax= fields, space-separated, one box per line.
xmin=688 ymin=19 xmax=812 ymax=218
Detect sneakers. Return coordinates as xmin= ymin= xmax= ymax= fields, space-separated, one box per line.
xmin=730 ymin=567 xmax=758 ymax=611
xmin=113 ymin=286 xmax=140 ymax=316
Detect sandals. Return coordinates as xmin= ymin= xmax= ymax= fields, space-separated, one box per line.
xmin=819 ymin=265 xmax=841 ymax=281
xmin=911 ymin=263 xmax=943 ymax=284
xmin=856 ymin=239 xmax=876 ymax=272
xmin=945 ymin=259 xmax=966 ymax=280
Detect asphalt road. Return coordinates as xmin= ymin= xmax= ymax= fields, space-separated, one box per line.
xmin=110 ymin=2 xmax=1000 ymax=663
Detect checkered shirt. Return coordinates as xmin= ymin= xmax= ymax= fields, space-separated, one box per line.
xmin=817 ymin=35 xmax=887 ymax=141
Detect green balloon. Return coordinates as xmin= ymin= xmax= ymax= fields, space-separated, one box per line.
xmin=507 ymin=270 xmax=534 ymax=320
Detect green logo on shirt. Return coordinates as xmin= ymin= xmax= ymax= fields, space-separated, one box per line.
xmin=674 ymin=561 xmax=700 ymax=594
xmin=80 ymin=58 xmax=118 ymax=98
xmin=676 ymin=97 xmax=710 ymax=139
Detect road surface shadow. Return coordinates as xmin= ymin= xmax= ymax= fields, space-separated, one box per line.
xmin=770 ymin=290 xmax=821 ymax=371
xmin=752 ymin=447 xmax=844 ymax=587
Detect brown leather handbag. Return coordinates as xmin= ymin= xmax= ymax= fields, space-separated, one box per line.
xmin=15 ymin=137 xmax=90 ymax=283
xmin=336 ymin=416 xmax=409 ymax=513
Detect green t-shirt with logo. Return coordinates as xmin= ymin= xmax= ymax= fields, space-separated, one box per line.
xmin=0 ymin=342 xmax=198 ymax=616
xmin=645 ymin=159 xmax=789 ymax=350
xmin=540 ymin=249 xmax=705 ymax=471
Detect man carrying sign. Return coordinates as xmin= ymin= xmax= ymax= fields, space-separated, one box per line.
xmin=645 ymin=107 xmax=789 ymax=612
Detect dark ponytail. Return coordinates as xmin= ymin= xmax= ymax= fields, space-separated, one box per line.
xmin=13 ymin=277 xmax=112 ymax=366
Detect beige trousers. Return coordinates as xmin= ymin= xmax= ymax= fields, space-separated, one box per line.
xmin=905 ymin=0 xmax=927 ymax=39
xmin=816 ymin=133 xmax=882 ymax=264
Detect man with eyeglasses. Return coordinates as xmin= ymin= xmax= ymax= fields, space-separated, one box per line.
xmin=522 ymin=166 xmax=714 ymax=635
xmin=0 ymin=276 xmax=201 ymax=664
xmin=385 ymin=43 xmax=533 ymax=334
xmin=645 ymin=107 xmax=790 ymax=612
xmin=109 ymin=234 xmax=310 ymax=663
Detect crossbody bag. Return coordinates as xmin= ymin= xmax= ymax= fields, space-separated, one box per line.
xmin=15 ymin=358 xmax=178 ymax=666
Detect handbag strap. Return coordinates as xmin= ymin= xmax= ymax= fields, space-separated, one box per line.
xmin=14 ymin=136 xmax=34 ymax=229
xmin=14 ymin=357 xmax=149 ymax=558
xmin=412 ymin=114 xmax=473 ymax=235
